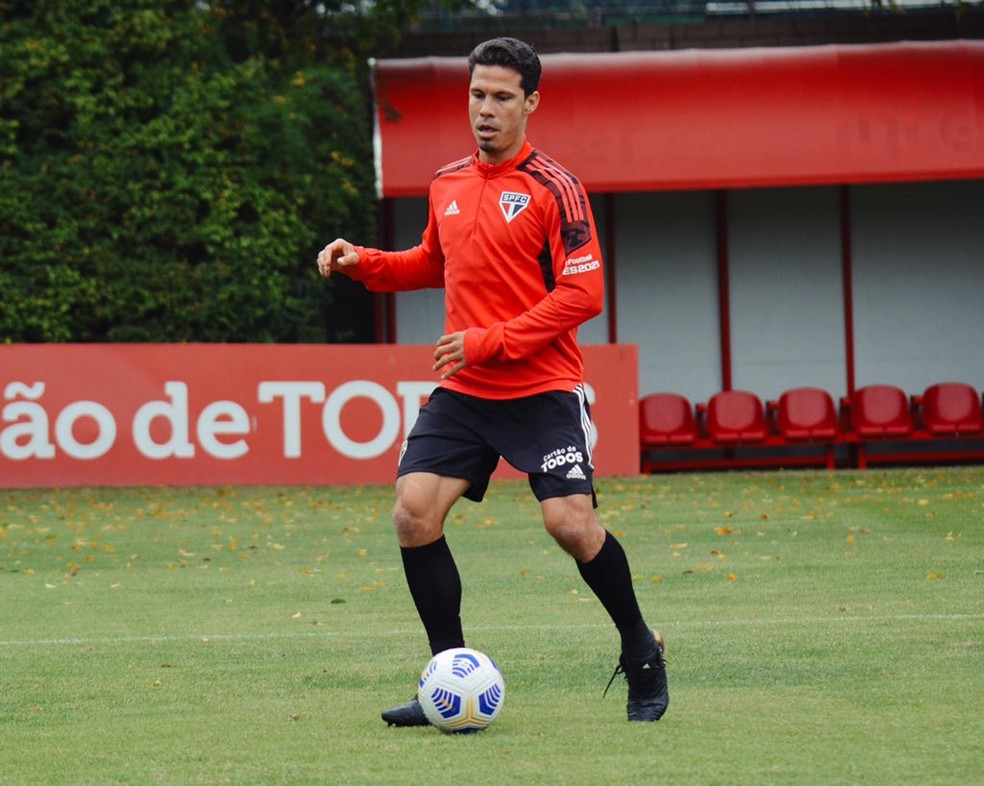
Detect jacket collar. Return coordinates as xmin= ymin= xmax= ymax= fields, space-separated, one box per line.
xmin=473 ymin=139 xmax=534 ymax=177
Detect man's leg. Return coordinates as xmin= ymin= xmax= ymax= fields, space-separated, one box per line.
xmin=382 ymin=472 xmax=470 ymax=727
xmin=541 ymin=495 xmax=651 ymax=652
xmin=541 ymin=494 xmax=669 ymax=722
xmin=394 ymin=471 xmax=471 ymax=654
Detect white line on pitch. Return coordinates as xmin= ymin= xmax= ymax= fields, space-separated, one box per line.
xmin=0 ymin=631 xmax=332 ymax=647
xmin=1 ymin=611 xmax=980 ymax=648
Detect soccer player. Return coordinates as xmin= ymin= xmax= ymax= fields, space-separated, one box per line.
xmin=317 ymin=37 xmax=668 ymax=724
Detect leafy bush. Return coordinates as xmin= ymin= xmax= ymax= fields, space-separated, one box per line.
xmin=0 ymin=0 xmax=377 ymax=342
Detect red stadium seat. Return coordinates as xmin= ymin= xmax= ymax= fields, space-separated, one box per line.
xmin=639 ymin=382 xmax=984 ymax=473
xmin=639 ymin=393 xmax=698 ymax=447
xmin=842 ymin=384 xmax=921 ymax=469
xmin=773 ymin=387 xmax=838 ymax=468
xmin=919 ymin=382 xmax=984 ymax=436
xmin=706 ymin=390 xmax=767 ymax=443
xmin=843 ymin=383 xmax=984 ymax=468
xmin=849 ymin=385 xmax=913 ymax=438
xmin=776 ymin=387 xmax=838 ymax=441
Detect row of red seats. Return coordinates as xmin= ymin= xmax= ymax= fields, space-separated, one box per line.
xmin=639 ymin=382 xmax=984 ymax=472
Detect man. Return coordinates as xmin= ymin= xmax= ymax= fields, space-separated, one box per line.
xmin=317 ymin=37 xmax=668 ymax=725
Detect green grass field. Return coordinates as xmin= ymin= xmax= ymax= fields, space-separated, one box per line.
xmin=2 ymin=467 xmax=982 ymax=785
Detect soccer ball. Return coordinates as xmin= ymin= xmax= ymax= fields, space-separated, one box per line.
xmin=417 ymin=647 xmax=505 ymax=733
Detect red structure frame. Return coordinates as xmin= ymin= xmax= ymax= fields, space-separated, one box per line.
xmin=372 ymin=42 xmax=984 ymax=198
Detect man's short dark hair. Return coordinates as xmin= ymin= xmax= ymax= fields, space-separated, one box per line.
xmin=468 ymin=37 xmax=542 ymax=96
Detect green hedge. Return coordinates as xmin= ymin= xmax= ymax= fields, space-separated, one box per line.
xmin=1 ymin=0 xmax=382 ymax=343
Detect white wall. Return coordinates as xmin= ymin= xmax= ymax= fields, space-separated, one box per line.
xmin=609 ymin=191 xmax=719 ymax=402
xmin=612 ymin=180 xmax=983 ymax=403
xmin=851 ymin=180 xmax=984 ymax=392
xmin=391 ymin=198 xmax=444 ymax=344
xmin=728 ymin=186 xmax=845 ymax=401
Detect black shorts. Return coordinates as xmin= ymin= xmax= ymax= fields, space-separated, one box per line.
xmin=398 ymin=386 xmax=596 ymax=504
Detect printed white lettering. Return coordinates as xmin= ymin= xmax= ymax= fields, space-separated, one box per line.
xmin=258 ymin=381 xmax=326 ymax=458
xmin=1 ymin=381 xmax=56 ymax=460
xmin=540 ymin=446 xmax=584 ymax=473
xmin=0 ymin=375 xmax=603 ymax=472
xmin=322 ymin=381 xmax=401 ymax=460
xmin=561 ymin=260 xmax=600 ymax=276
xmin=396 ymin=381 xmax=437 ymax=436
xmin=132 ymin=381 xmax=195 ymax=459
xmin=55 ymin=401 xmax=116 ymax=460
xmin=197 ymin=401 xmax=250 ymax=459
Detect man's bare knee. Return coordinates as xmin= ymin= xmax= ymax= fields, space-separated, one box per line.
xmin=392 ymin=497 xmax=441 ymax=547
xmin=392 ymin=472 xmax=469 ymax=548
xmin=541 ymin=495 xmax=605 ymax=562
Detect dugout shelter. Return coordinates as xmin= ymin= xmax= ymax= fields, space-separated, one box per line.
xmin=369 ymin=40 xmax=984 ymax=469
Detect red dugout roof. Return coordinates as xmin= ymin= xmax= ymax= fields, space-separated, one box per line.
xmin=372 ymin=40 xmax=984 ymax=197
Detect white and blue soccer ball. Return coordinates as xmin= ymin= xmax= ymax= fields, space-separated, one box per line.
xmin=417 ymin=647 xmax=505 ymax=733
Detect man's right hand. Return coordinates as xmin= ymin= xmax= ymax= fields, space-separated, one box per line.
xmin=317 ymin=239 xmax=359 ymax=277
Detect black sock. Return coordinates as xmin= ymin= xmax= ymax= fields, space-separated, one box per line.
xmin=619 ymin=618 xmax=657 ymax=660
xmin=576 ymin=531 xmax=655 ymax=657
xmin=400 ymin=536 xmax=464 ymax=656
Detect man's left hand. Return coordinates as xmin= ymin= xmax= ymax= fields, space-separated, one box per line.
xmin=433 ymin=332 xmax=468 ymax=380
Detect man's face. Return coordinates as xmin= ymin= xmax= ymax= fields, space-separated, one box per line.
xmin=468 ymin=64 xmax=539 ymax=165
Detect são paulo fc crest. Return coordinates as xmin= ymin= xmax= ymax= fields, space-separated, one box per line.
xmin=499 ymin=191 xmax=531 ymax=223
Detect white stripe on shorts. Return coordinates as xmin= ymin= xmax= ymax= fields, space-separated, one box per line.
xmin=573 ymin=383 xmax=595 ymax=469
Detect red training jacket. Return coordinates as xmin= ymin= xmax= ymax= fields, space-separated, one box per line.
xmin=346 ymin=139 xmax=604 ymax=400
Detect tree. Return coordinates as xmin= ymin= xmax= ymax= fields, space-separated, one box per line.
xmin=0 ymin=0 xmax=449 ymax=343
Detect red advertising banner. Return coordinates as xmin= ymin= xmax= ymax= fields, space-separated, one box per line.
xmin=0 ymin=344 xmax=639 ymax=488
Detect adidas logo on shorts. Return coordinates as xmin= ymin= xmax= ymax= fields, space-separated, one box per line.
xmin=566 ymin=464 xmax=587 ymax=480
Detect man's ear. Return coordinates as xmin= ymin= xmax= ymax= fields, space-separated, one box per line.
xmin=525 ymin=90 xmax=540 ymax=116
